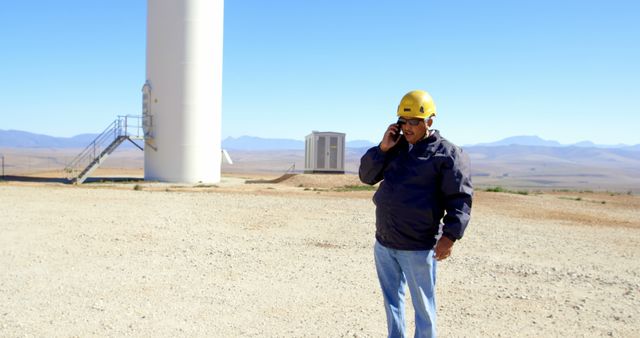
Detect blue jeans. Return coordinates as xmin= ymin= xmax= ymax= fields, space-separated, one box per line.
xmin=374 ymin=240 xmax=437 ymax=338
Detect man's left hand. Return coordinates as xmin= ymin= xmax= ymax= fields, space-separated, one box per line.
xmin=434 ymin=236 xmax=454 ymax=261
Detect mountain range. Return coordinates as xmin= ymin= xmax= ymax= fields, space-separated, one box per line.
xmin=0 ymin=129 xmax=638 ymax=151
xmin=469 ymin=135 xmax=638 ymax=149
xmin=2 ymin=129 xmax=638 ymax=191
xmin=0 ymin=130 xmax=104 ymax=148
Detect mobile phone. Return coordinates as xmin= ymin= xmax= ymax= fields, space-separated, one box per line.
xmin=393 ymin=118 xmax=405 ymax=141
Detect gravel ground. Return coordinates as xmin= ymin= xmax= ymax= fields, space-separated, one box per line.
xmin=0 ymin=178 xmax=639 ymax=337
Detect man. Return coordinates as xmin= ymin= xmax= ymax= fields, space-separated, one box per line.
xmin=359 ymin=90 xmax=473 ymax=338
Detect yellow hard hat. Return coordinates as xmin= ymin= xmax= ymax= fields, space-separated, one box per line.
xmin=396 ymin=90 xmax=437 ymax=119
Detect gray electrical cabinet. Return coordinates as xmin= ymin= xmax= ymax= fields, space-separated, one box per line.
xmin=305 ymin=131 xmax=345 ymax=174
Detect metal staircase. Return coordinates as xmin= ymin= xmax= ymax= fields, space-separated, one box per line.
xmin=64 ymin=115 xmax=143 ymax=184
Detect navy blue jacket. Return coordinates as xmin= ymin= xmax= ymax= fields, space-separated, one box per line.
xmin=359 ymin=130 xmax=473 ymax=250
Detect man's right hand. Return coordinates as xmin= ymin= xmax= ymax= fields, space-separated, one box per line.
xmin=379 ymin=123 xmax=401 ymax=152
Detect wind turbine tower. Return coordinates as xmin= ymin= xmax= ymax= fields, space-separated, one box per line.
xmin=142 ymin=0 xmax=224 ymax=183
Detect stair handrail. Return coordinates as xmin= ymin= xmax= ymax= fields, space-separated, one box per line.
xmin=64 ymin=119 xmax=121 ymax=177
xmin=119 ymin=115 xmax=143 ymax=139
xmin=64 ymin=115 xmax=144 ymax=180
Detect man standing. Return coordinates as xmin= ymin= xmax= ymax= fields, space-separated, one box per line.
xmin=359 ymin=90 xmax=473 ymax=338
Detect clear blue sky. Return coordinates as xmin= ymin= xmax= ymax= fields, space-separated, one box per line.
xmin=1 ymin=0 xmax=638 ymax=145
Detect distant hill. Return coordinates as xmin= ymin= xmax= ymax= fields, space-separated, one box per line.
xmin=570 ymin=140 xmax=636 ymax=149
xmin=461 ymin=144 xmax=640 ymax=192
xmin=221 ymin=136 xmax=376 ymax=150
xmin=222 ymin=136 xmax=304 ymax=150
xmin=0 ymin=130 xmax=100 ymax=148
xmin=625 ymin=144 xmax=640 ymax=151
xmin=0 ymin=130 xmax=141 ymax=149
xmin=346 ymin=140 xmax=377 ymax=148
xmin=464 ymin=144 xmax=640 ymax=167
xmin=470 ymin=135 xmax=637 ymax=149
xmin=473 ymin=135 xmax=562 ymax=147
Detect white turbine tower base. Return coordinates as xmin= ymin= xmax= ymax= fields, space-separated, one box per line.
xmin=143 ymin=0 xmax=224 ymax=183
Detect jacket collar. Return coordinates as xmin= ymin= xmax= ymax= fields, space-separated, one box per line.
xmin=417 ymin=129 xmax=440 ymax=145
xmin=395 ymin=130 xmax=441 ymax=153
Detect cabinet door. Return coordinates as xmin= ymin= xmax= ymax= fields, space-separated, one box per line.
xmin=316 ymin=136 xmax=326 ymax=169
xmin=305 ymin=137 xmax=311 ymax=169
xmin=329 ymin=136 xmax=338 ymax=169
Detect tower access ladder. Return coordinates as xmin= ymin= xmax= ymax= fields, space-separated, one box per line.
xmin=64 ymin=115 xmax=143 ymax=184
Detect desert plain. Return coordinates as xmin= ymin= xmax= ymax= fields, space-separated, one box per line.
xmin=1 ymin=167 xmax=639 ymax=337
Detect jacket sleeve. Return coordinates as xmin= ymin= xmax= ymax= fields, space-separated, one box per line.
xmin=359 ymin=146 xmax=387 ymax=185
xmin=440 ymin=148 xmax=473 ymax=241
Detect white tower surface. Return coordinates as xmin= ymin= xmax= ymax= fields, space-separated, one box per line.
xmin=143 ymin=0 xmax=224 ymax=183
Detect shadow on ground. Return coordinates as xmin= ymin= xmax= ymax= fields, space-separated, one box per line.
xmin=1 ymin=176 xmax=144 ymax=184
